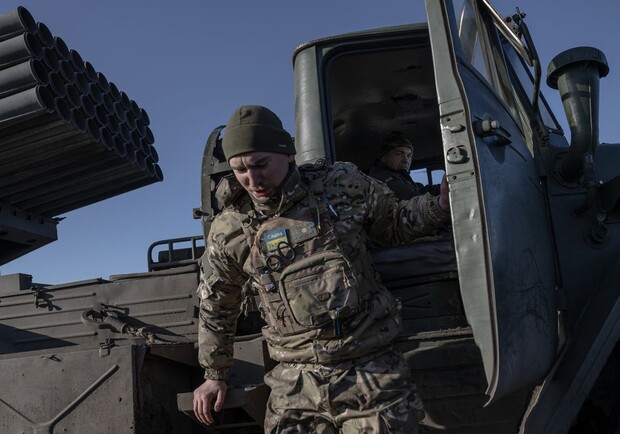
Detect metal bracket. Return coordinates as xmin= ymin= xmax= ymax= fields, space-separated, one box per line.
xmin=474 ymin=118 xmax=512 ymax=146
xmin=192 ymin=207 xmax=210 ymax=220
xmin=99 ymin=339 xmax=115 ymax=358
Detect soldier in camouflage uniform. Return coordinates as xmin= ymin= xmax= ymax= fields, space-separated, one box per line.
xmin=193 ymin=105 xmax=450 ymax=433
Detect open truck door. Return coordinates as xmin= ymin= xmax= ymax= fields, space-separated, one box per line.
xmin=424 ymin=0 xmax=558 ymax=403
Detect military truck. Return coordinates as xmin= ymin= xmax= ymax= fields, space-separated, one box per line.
xmin=1 ymin=0 xmax=619 ymax=432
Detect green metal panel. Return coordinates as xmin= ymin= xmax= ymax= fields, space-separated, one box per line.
xmin=520 ymin=260 xmax=620 ymax=433
xmin=424 ymin=0 xmax=557 ymax=402
xmin=0 ymin=344 xmax=141 ymax=433
xmin=294 ymin=45 xmax=328 ymax=164
xmin=0 ymin=267 xmax=199 ymax=352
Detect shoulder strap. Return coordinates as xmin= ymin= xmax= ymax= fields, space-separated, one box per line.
xmin=299 ymin=158 xmax=327 ymax=196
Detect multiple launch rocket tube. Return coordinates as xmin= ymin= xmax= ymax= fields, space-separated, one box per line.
xmin=0 ymin=6 xmax=162 ymax=218
xmin=0 ymin=7 xmax=36 ymax=42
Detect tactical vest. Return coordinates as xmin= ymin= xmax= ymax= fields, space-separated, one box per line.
xmin=239 ymin=164 xmax=377 ymax=338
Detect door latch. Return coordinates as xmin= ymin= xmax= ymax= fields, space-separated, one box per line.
xmin=474 ymin=118 xmax=511 ymax=146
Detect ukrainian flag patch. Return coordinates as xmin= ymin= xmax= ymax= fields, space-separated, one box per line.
xmin=263 ymin=227 xmax=288 ymax=252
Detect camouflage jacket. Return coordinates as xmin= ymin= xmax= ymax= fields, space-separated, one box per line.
xmin=198 ymin=161 xmax=450 ymax=380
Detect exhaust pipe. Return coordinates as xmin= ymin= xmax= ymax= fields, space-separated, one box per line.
xmin=547 ymin=46 xmax=609 ymax=183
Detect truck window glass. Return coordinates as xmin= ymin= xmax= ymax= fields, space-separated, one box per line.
xmin=325 ymin=42 xmax=443 ymax=177
xmin=410 ymin=168 xmax=445 ymax=186
xmin=453 ymin=0 xmax=490 ymax=84
xmin=450 ymin=0 xmax=522 ymax=121
xmin=502 ymin=39 xmax=562 ymax=133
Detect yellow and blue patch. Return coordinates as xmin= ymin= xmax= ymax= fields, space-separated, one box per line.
xmin=263 ymin=227 xmax=288 ymax=252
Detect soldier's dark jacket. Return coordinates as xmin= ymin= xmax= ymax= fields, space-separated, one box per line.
xmin=369 ymin=160 xmax=440 ymax=200
xmin=197 ymin=161 xmax=449 ymax=380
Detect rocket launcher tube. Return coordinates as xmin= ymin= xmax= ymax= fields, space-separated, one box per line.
xmin=0 ymin=58 xmax=48 ymax=98
xmin=0 ymin=7 xmax=36 ymax=43
xmin=0 ymin=31 xmax=43 ymax=70
xmin=0 ymin=85 xmax=55 ymax=124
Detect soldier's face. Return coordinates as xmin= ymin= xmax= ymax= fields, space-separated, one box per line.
xmin=229 ymin=152 xmax=295 ymax=200
xmin=381 ymin=146 xmax=413 ymax=171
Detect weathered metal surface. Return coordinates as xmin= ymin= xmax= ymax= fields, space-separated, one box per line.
xmin=424 ymin=0 xmax=557 ymax=402
xmin=400 ymin=336 xmax=530 ymax=433
xmin=0 ymin=267 xmax=199 ymax=352
xmin=0 ymin=201 xmax=58 ymax=264
xmin=0 ymin=344 xmax=141 ymax=433
xmin=0 ymin=341 xmax=200 ymax=433
xmin=520 ymin=258 xmax=620 ymax=434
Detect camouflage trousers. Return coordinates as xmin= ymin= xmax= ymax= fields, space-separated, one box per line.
xmin=263 ymin=349 xmax=422 ymax=434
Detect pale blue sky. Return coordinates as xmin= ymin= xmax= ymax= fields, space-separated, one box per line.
xmin=2 ymin=0 xmax=619 ymax=283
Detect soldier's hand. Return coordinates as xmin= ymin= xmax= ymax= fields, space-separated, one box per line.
xmin=193 ymin=379 xmax=227 ymax=425
xmin=439 ymin=174 xmax=449 ymax=211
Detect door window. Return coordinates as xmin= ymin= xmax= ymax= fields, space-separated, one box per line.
xmin=502 ymin=40 xmax=562 ymax=134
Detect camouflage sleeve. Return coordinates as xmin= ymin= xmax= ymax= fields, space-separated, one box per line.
xmin=197 ymin=212 xmax=249 ymax=380
xmin=366 ymin=174 xmax=450 ymax=245
xmin=329 ymin=162 xmax=450 ymax=246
